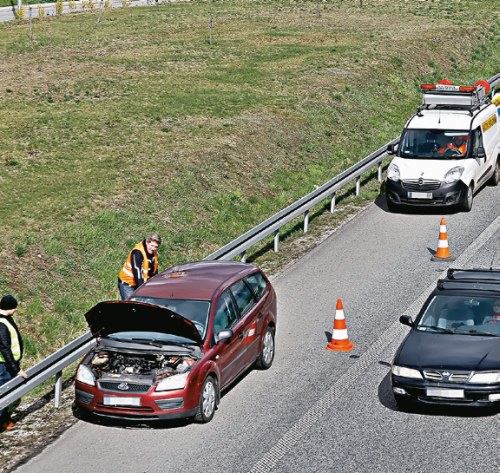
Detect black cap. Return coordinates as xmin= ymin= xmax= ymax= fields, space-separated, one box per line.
xmin=0 ymin=295 xmax=18 ymax=310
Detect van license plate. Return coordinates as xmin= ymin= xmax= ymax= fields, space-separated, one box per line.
xmin=103 ymin=395 xmax=141 ymax=406
xmin=426 ymin=388 xmax=464 ymax=399
xmin=408 ymin=192 xmax=432 ymax=199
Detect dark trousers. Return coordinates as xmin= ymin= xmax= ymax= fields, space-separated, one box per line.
xmin=0 ymin=363 xmax=12 ymax=420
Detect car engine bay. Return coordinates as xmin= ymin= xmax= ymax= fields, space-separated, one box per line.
xmin=89 ymin=350 xmax=197 ymax=382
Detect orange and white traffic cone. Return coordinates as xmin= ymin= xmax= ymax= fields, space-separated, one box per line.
xmin=431 ymin=217 xmax=455 ymax=261
xmin=326 ymin=299 xmax=355 ymax=352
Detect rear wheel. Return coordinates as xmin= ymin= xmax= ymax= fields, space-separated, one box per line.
xmin=461 ymin=185 xmax=473 ymax=212
xmin=195 ymin=376 xmax=217 ymax=423
xmin=488 ymin=159 xmax=500 ymax=186
xmin=255 ymin=326 xmax=275 ymax=370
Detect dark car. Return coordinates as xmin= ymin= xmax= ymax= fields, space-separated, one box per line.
xmin=74 ymin=261 xmax=277 ymax=423
xmin=391 ymin=268 xmax=500 ymax=409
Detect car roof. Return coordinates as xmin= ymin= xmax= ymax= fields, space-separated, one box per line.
xmin=132 ymin=260 xmax=259 ymax=300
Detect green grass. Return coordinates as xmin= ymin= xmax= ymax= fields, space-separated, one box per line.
xmin=0 ymin=0 xmax=498 ymax=364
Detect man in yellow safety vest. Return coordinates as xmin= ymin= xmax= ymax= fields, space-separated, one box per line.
xmin=118 ymin=233 xmax=161 ymax=300
xmin=0 ymin=295 xmax=28 ymax=431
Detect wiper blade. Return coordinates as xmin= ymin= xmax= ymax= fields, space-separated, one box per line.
xmin=454 ymin=329 xmax=499 ymax=337
xmin=418 ymin=325 xmax=454 ymax=333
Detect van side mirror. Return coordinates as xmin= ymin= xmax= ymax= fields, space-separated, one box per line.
xmin=387 ymin=144 xmax=396 ymax=155
xmin=399 ymin=315 xmax=414 ymax=327
xmin=474 ymin=147 xmax=486 ymax=159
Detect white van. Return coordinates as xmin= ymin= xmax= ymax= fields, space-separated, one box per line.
xmin=386 ymin=80 xmax=500 ymax=211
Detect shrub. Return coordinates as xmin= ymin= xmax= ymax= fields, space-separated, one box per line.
xmin=37 ymin=5 xmax=46 ymax=18
xmin=55 ymin=0 xmax=63 ymax=16
xmin=14 ymin=5 xmax=25 ymax=20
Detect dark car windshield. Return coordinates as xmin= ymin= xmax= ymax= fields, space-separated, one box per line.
xmin=399 ymin=129 xmax=469 ymax=159
xmin=131 ymin=297 xmax=210 ymax=339
xmin=416 ymin=295 xmax=500 ymax=336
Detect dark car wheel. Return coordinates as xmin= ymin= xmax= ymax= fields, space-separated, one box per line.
xmin=195 ymin=376 xmax=217 ymax=423
xmin=461 ymin=185 xmax=473 ymax=212
xmin=255 ymin=326 xmax=275 ymax=370
xmin=394 ymin=394 xmax=414 ymax=411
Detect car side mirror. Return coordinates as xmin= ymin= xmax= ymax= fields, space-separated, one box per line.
xmin=215 ymin=329 xmax=233 ymax=344
xmin=399 ymin=315 xmax=414 ymax=327
xmin=474 ymin=147 xmax=486 ymax=159
xmin=387 ymin=143 xmax=395 ymax=155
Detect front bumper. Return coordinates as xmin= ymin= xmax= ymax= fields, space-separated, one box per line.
xmin=75 ymin=382 xmax=198 ymax=421
xmin=386 ymin=179 xmax=466 ymax=207
xmin=392 ymin=376 xmax=500 ymax=407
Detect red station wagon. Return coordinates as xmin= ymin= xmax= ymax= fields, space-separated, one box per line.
xmin=74 ymin=261 xmax=277 ymax=423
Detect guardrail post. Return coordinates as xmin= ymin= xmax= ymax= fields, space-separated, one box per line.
xmin=377 ymin=163 xmax=382 ymax=182
xmin=303 ymin=210 xmax=309 ymax=233
xmin=330 ymin=192 xmax=336 ymax=213
xmin=273 ymin=229 xmax=279 ymax=252
xmin=240 ymin=251 xmax=247 ymax=262
xmin=54 ymin=370 xmax=62 ymax=408
xmin=356 ymin=176 xmax=361 ymax=196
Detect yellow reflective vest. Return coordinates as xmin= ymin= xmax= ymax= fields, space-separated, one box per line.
xmin=0 ymin=318 xmax=21 ymax=363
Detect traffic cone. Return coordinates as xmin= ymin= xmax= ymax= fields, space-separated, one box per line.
xmin=431 ymin=217 xmax=455 ymax=261
xmin=326 ymin=299 xmax=354 ymax=352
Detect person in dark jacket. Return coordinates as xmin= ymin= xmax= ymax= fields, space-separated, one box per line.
xmin=118 ymin=233 xmax=161 ymax=300
xmin=0 ymin=295 xmax=28 ymax=431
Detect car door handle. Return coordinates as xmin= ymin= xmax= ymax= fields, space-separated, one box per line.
xmin=258 ymin=311 xmax=264 ymax=319
xmin=238 ymin=332 xmax=244 ymax=339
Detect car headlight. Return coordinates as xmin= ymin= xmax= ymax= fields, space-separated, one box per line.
xmin=76 ymin=364 xmax=95 ymax=386
xmin=469 ymin=371 xmax=500 ymax=384
xmin=155 ymin=372 xmax=189 ymax=392
xmin=391 ymin=365 xmax=423 ymax=379
xmin=387 ymin=163 xmax=400 ymax=182
xmin=443 ymin=166 xmax=464 ymax=183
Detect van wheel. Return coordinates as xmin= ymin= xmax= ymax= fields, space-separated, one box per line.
xmin=461 ymin=185 xmax=473 ymax=212
xmin=488 ymin=160 xmax=500 ymax=186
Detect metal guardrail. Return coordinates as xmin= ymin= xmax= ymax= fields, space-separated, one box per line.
xmin=1 ymin=73 xmax=499 ymax=411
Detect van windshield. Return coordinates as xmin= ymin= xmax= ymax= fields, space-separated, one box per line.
xmin=399 ymin=129 xmax=469 ymax=159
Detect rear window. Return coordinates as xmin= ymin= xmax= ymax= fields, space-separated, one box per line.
xmin=229 ymin=280 xmax=256 ymax=316
xmin=245 ymin=272 xmax=267 ymax=300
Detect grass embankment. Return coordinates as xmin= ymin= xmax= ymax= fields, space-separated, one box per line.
xmin=0 ymin=0 xmax=498 ymax=365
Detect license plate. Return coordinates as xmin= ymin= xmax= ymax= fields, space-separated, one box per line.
xmin=426 ymin=388 xmax=464 ymax=399
xmin=103 ymin=395 xmax=141 ymax=407
xmin=408 ymin=192 xmax=432 ymax=199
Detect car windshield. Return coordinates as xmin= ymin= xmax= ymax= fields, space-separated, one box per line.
xmin=131 ymin=297 xmax=210 ymax=339
xmin=107 ymin=331 xmax=196 ymax=348
xmin=416 ymin=295 xmax=500 ymax=336
xmin=399 ymin=129 xmax=469 ymax=159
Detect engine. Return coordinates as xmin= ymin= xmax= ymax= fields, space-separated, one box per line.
xmin=89 ymin=350 xmax=196 ymax=380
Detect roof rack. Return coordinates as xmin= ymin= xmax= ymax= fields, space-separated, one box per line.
xmin=437 ymin=279 xmax=500 ymax=293
xmin=446 ymin=268 xmax=500 ymax=283
xmin=416 ymin=82 xmax=491 ymax=114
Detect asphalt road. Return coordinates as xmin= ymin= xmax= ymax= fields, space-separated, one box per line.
xmin=14 ymin=186 xmax=500 ymax=473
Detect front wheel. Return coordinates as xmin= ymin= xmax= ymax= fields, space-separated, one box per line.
xmin=488 ymin=160 xmax=500 ymax=186
xmin=195 ymin=376 xmax=217 ymax=423
xmin=255 ymin=326 xmax=275 ymax=370
xmin=461 ymin=185 xmax=473 ymax=212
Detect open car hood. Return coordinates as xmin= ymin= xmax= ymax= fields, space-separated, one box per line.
xmin=84 ymin=301 xmax=203 ymax=345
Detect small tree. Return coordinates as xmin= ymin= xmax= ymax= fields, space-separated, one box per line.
xmin=15 ymin=5 xmax=26 ymax=20
xmin=55 ymin=0 xmax=63 ymax=16
xmin=38 ymin=5 xmax=46 ymax=18
xmin=69 ymin=0 xmax=76 ymax=10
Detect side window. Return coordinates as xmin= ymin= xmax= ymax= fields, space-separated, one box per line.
xmin=472 ymin=127 xmax=483 ymax=152
xmin=229 ymin=279 xmax=256 ymax=316
xmin=245 ymin=272 xmax=267 ymax=300
xmin=213 ymin=292 xmax=238 ymax=333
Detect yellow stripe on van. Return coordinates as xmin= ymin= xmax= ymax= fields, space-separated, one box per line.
xmin=481 ymin=114 xmax=497 ymax=133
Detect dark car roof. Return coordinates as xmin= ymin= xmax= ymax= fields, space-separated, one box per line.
xmin=132 ymin=260 xmax=259 ymax=300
